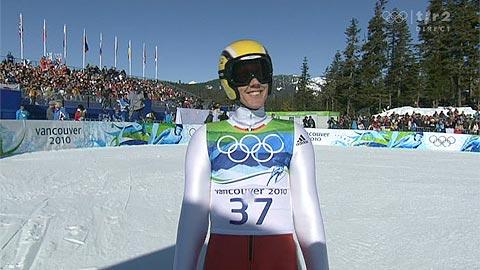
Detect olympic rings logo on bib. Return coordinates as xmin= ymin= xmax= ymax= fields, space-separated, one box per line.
xmin=217 ymin=134 xmax=284 ymax=163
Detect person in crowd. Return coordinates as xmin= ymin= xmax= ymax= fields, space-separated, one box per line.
xmin=351 ymin=117 xmax=358 ymax=129
xmin=303 ymin=115 xmax=309 ymax=128
xmin=46 ymin=101 xmax=55 ymax=120
xmin=212 ymin=104 xmax=222 ymax=122
xmin=435 ymin=120 xmax=445 ymax=133
xmin=117 ymin=93 xmax=130 ymax=122
xmin=357 ymin=120 xmax=365 ymax=130
xmin=307 ymin=115 xmax=316 ymax=128
xmin=112 ymin=105 xmax=123 ymax=122
xmin=98 ymin=111 xmax=111 ymax=121
xmin=369 ymin=116 xmax=382 ymax=131
xmin=16 ymin=105 xmax=29 ymax=120
xmin=204 ymin=110 xmax=214 ymax=123
xmin=327 ymin=117 xmax=336 ymax=129
xmin=74 ymin=104 xmax=86 ymax=121
xmin=409 ymin=118 xmax=417 ymax=132
xmin=128 ymin=87 xmax=145 ymax=122
xmin=218 ymin=110 xmax=229 ymax=121
xmin=164 ymin=111 xmax=173 ymax=124
xmin=145 ymin=112 xmax=156 ymax=123
xmin=28 ymin=87 xmax=38 ymax=105
xmin=53 ymin=102 xmax=68 ymax=121
xmin=471 ymin=120 xmax=479 ymax=135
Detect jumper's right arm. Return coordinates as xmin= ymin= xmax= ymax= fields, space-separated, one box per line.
xmin=173 ymin=125 xmax=211 ymax=270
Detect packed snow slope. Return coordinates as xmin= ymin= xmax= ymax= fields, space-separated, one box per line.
xmin=0 ymin=145 xmax=478 ymax=270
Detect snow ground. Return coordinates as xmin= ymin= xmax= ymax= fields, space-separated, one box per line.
xmin=0 ymin=145 xmax=478 ymax=270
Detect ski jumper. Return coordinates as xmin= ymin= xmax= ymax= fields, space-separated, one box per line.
xmin=174 ymin=106 xmax=328 ymax=270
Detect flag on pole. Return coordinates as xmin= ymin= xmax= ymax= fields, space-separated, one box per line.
xmin=155 ymin=45 xmax=158 ymax=80
xmin=143 ymin=43 xmax=146 ymax=65
xmin=142 ymin=43 xmax=146 ymax=78
xmin=128 ymin=40 xmax=131 ymax=61
xmin=63 ymin=24 xmax=67 ymax=63
xmin=83 ymin=29 xmax=88 ymax=69
xmin=84 ymin=32 xmax=89 ymax=53
xmin=154 ymin=46 xmax=158 ymax=63
xmin=43 ymin=19 xmax=47 ymax=57
xmin=99 ymin=32 xmax=103 ymax=67
xmin=18 ymin=14 xmax=23 ymax=37
xmin=19 ymin=13 xmax=24 ymax=60
xmin=99 ymin=33 xmax=103 ymax=55
xmin=114 ymin=36 xmax=118 ymax=68
xmin=128 ymin=40 xmax=132 ymax=75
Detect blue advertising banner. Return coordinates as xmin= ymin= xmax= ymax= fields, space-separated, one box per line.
xmin=0 ymin=120 xmax=202 ymax=158
xmin=1 ymin=120 xmax=478 ymax=158
xmin=306 ymin=129 xmax=480 ymax=152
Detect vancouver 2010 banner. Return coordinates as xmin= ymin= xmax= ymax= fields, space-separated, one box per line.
xmin=0 ymin=120 xmax=201 ymax=158
xmin=306 ymin=129 xmax=479 ymax=152
xmin=1 ymin=120 xmax=478 ymax=158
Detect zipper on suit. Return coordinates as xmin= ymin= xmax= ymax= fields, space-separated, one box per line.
xmin=248 ymin=112 xmax=253 ymax=131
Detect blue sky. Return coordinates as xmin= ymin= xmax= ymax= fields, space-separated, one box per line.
xmin=1 ymin=0 xmax=429 ymax=83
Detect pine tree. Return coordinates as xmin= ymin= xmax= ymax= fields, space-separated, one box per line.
xmin=447 ymin=0 xmax=479 ymax=107
xmin=385 ymin=8 xmax=418 ymax=108
xmin=408 ymin=45 xmax=424 ymax=107
xmin=342 ymin=18 xmax=361 ymax=115
xmin=419 ymin=0 xmax=479 ymax=107
xmin=465 ymin=0 xmax=480 ymax=108
xmin=418 ymin=0 xmax=453 ymax=107
xmin=321 ymin=52 xmax=344 ymax=111
xmin=359 ymin=0 xmax=389 ymax=113
xmin=294 ymin=57 xmax=314 ymax=111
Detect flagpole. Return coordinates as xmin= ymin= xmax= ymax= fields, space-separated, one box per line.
xmin=142 ymin=42 xmax=146 ymax=79
xmin=83 ymin=29 xmax=86 ymax=69
xmin=99 ymin=32 xmax=103 ymax=68
xmin=19 ymin=13 xmax=24 ymax=60
xmin=155 ymin=46 xmax=158 ymax=80
xmin=128 ymin=40 xmax=132 ymax=76
xmin=114 ymin=36 xmax=118 ymax=68
xmin=43 ymin=19 xmax=47 ymax=57
xmin=63 ymin=24 xmax=67 ymax=64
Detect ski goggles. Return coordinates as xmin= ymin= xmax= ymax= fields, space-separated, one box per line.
xmin=220 ymin=55 xmax=273 ymax=87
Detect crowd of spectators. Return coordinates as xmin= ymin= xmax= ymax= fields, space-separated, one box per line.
xmin=0 ymin=55 xmax=203 ymax=114
xmin=328 ymin=109 xmax=480 ymax=135
xmin=3 ymin=56 xmax=479 ymax=134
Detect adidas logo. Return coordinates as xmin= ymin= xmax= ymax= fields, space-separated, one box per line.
xmin=296 ymin=134 xmax=309 ymax=146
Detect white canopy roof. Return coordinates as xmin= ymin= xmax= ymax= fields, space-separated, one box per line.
xmin=376 ymin=106 xmax=478 ymax=117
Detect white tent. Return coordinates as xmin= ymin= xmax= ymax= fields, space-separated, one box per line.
xmin=376 ymin=106 xmax=478 ymax=117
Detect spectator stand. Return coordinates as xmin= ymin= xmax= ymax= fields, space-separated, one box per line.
xmin=1 ymin=55 xmax=205 ymax=122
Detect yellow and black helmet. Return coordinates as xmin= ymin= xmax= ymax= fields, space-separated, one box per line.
xmin=218 ymin=39 xmax=273 ymax=100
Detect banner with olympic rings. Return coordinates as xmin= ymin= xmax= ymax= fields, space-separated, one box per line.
xmin=306 ymin=129 xmax=479 ymax=152
xmin=1 ymin=120 xmax=478 ymax=158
